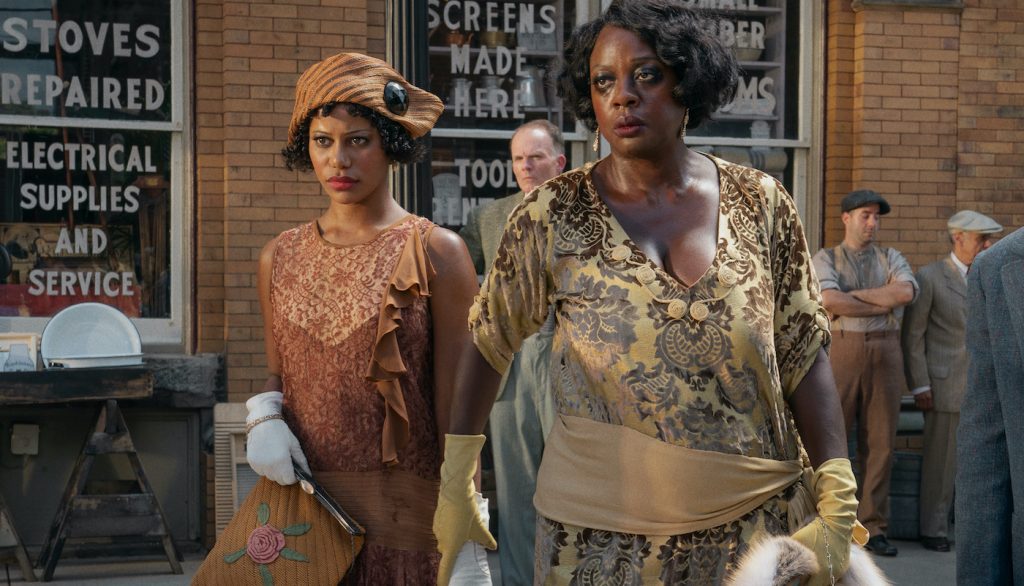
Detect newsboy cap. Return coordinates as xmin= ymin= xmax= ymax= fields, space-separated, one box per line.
xmin=289 ymin=52 xmax=444 ymax=144
xmin=841 ymin=189 xmax=891 ymax=215
xmin=947 ymin=210 xmax=1003 ymax=234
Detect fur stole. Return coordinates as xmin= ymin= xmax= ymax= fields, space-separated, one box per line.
xmin=726 ymin=536 xmax=891 ymax=586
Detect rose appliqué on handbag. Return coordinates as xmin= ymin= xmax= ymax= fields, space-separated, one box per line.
xmin=223 ymin=501 xmax=311 ymax=585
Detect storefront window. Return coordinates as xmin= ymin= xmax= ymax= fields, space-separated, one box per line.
xmin=421 ymin=0 xmax=815 ymax=227
xmin=426 ymin=0 xmax=590 ymax=228
xmin=689 ymin=0 xmax=798 ymax=142
xmin=0 ymin=0 xmax=183 ymax=339
xmin=687 ymin=0 xmax=816 ymax=201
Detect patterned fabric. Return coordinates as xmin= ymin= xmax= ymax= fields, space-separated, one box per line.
xmin=271 ymin=216 xmax=441 ymax=584
xmin=471 ymin=155 xmax=829 ymax=583
xmin=535 ymin=484 xmax=797 ymax=585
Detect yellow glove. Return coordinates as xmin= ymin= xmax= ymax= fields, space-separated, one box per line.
xmin=433 ymin=434 xmax=497 ymax=586
xmin=791 ymin=458 xmax=869 ymax=586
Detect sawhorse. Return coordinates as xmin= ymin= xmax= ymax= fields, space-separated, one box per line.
xmin=35 ymin=398 xmax=183 ymax=580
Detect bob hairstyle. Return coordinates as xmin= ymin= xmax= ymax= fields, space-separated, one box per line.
xmin=558 ymin=0 xmax=740 ymax=132
xmin=281 ymin=102 xmax=427 ymax=171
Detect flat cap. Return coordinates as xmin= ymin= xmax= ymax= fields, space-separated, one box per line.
xmin=947 ymin=210 xmax=1003 ymax=234
xmin=289 ymin=52 xmax=444 ymax=144
xmin=841 ymin=189 xmax=891 ymax=215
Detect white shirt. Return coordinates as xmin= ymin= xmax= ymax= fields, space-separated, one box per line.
xmin=950 ymin=252 xmax=969 ymax=283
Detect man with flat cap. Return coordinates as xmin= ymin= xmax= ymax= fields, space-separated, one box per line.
xmin=900 ymin=210 xmax=1002 ymax=553
xmin=812 ymin=189 xmax=918 ymax=557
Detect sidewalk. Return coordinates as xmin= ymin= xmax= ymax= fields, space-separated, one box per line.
xmin=4 ymin=542 xmax=954 ymax=585
xmin=3 ymin=551 xmax=502 ymax=585
xmin=3 ymin=555 xmax=202 ymax=585
xmin=872 ymin=538 xmax=956 ymax=585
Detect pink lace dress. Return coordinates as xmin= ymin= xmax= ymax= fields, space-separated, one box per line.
xmin=271 ymin=216 xmax=441 ymax=584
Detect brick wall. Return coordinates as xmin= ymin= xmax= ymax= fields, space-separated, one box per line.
xmin=825 ymin=0 xmax=856 ymax=249
xmin=195 ymin=1 xmax=378 ymax=402
xmin=824 ymin=0 xmax=1024 ymax=270
xmin=957 ymin=1 xmax=1024 ymax=235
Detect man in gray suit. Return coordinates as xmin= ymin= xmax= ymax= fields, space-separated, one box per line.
xmin=957 ymin=225 xmax=1024 ymax=584
xmin=901 ymin=210 xmax=1002 ymax=553
xmin=459 ymin=119 xmax=565 ymax=586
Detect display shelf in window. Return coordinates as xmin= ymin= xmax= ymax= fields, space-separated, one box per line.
xmin=690 ymin=0 xmax=788 ymax=143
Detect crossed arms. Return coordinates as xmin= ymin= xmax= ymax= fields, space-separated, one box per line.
xmin=821 ymin=281 xmax=915 ymax=317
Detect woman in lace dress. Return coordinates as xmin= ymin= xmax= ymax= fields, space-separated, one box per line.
xmin=243 ymin=53 xmax=490 ymax=585
xmin=434 ymin=2 xmax=867 ymax=585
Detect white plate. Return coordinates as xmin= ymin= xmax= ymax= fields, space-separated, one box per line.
xmin=46 ymin=354 xmax=144 ymax=368
xmin=41 ymin=303 xmax=142 ymax=369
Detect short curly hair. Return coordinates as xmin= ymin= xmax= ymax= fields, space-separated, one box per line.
xmin=281 ymin=102 xmax=427 ymax=171
xmin=558 ymin=0 xmax=739 ymax=132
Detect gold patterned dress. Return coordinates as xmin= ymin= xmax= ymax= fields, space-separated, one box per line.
xmin=470 ymin=156 xmax=831 ymax=584
xmin=271 ymin=216 xmax=442 ymax=585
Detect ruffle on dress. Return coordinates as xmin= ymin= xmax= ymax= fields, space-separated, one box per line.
xmin=365 ymin=224 xmax=435 ymax=465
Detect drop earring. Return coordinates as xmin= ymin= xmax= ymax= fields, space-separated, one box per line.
xmin=593 ymin=130 xmax=600 ymax=152
xmin=678 ymin=109 xmax=690 ymax=141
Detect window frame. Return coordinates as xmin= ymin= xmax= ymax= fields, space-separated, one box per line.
xmin=0 ymin=0 xmax=192 ymax=350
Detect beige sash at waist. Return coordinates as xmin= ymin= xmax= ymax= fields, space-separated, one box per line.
xmin=534 ymin=415 xmax=811 ymax=536
xmin=314 ymin=468 xmax=439 ymax=551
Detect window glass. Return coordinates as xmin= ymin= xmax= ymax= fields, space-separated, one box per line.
xmin=0 ymin=0 xmax=177 ymax=322
xmin=685 ymin=0 xmax=806 ymax=199
xmin=0 ymin=127 xmax=171 ymax=318
xmin=688 ymin=0 xmax=799 ymax=142
xmin=431 ymin=137 xmax=521 ymax=227
xmin=426 ymin=0 xmax=580 ymax=228
xmin=0 ymin=0 xmax=172 ymax=123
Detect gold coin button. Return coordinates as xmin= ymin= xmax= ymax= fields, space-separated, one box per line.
xmin=719 ymin=266 xmax=738 ymax=287
xmin=667 ymin=299 xmax=687 ymax=319
xmin=690 ymin=302 xmax=710 ymax=322
xmin=636 ymin=266 xmax=657 ymax=284
xmin=611 ymin=245 xmax=631 ymax=261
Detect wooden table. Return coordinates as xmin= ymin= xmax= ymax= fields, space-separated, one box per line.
xmin=0 ymin=366 xmax=183 ymax=581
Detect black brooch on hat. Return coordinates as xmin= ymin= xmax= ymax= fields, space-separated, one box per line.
xmin=384 ymin=81 xmax=409 ymax=115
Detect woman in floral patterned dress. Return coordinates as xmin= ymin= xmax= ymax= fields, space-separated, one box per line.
xmin=434 ymin=2 xmax=864 ymax=585
xmin=244 ymin=53 xmax=490 ymax=585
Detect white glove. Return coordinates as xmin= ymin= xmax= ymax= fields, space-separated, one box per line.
xmin=448 ymin=493 xmax=492 ymax=586
xmin=245 ymin=391 xmax=310 ymax=485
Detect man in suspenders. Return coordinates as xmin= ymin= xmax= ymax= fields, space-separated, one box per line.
xmin=812 ymin=189 xmax=919 ymax=557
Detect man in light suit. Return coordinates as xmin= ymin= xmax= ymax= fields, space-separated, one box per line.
xmin=459 ymin=119 xmax=565 ymax=586
xmin=901 ymin=210 xmax=1002 ymax=553
xmin=957 ymin=225 xmax=1024 ymax=584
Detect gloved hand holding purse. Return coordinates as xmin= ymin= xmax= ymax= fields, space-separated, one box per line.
xmin=791 ymin=458 xmax=869 ymax=586
xmin=245 ymin=391 xmax=310 ymax=486
xmin=433 ymin=434 xmax=497 ymax=586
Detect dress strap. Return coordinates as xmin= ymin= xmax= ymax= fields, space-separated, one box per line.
xmin=365 ymin=219 xmax=436 ymax=465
